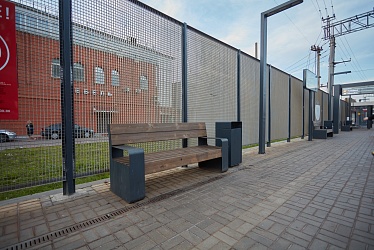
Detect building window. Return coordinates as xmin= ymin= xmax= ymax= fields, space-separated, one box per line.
xmin=51 ymin=59 xmax=60 ymax=78
xmin=95 ymin=67 xmax=105 ymax=84
xmin=52 ymin=60 xmax=84 ymax=81
xmin=73 ymin=63 xmax=85 ymax=82
xmin=111 ymin=70 xmax=119 ymax=86
xmin=140 ymin=75 xmax=148 ymax=90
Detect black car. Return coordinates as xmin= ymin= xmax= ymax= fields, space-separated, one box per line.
xmin=41 ymin=123 xmax=94 ymax=139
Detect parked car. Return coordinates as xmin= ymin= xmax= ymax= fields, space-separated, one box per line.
xmin=41 ymin=123 xmax=94 ymax=139
xmin=0 ymin=129 xmax=17 ymax=142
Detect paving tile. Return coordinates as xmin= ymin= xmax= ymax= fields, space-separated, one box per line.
xmin=123 ymin=235 xmax=152 ymax=249
xmin=196 ymin=235 xmax=221 ymax=250
xmin=53 ymin=234 xmax=86 ymax=249
xmin=309 ymin=239 xmax=329 ymax=250
xmin=212 ymin=231 xmax=237 ymax=246
xmin=81 ymin=229 xmax=101 ymax=243
xmin=269 ymin=238 xmax=292 ymax=250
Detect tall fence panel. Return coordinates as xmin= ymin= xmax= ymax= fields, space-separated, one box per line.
xmin=323 ymin=91 xmax=329 ymax=121
xmin=304 ymin=89 xmax=310 ymax=135
xmin=315 ymin=90 xmax=323 ymax=126
xmin=0 ymin=1 xmax=65 ymax=192
xmin=269 ymin=68 xmax=289 ymax=141
xmin=290 ymin=77 xmax=303 ymax=137
xmin=70 ymin=0 xmax=184 ymax=177
xmin=340 ymin=100 xmax=347 ymax=123
xmin=187 ymin=28 xmax=237 ymax=138
xmin=240 ymin=54 xmax=260 ymax=146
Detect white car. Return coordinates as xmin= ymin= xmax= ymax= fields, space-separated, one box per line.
xmin=0 ymin=129 xmax=17 ymax=142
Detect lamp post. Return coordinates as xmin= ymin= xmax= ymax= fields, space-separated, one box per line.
xmin=259 ymin=0 xmax=303 ymax=154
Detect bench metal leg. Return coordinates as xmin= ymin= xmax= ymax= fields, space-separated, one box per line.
xmin=110 ymin=148 xmax=145 ymax=203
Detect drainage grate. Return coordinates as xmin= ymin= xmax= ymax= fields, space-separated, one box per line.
xmin=4 ymin=173 xmax=228 ymax=250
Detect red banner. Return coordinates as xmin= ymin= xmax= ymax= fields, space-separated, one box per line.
xmin=0 ymin=0 xmax=18 ymax=120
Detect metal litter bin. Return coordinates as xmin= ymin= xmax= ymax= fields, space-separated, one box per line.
xmin=215 ymin=121 xmax=242 ymax=167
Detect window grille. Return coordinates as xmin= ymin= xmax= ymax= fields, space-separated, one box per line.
xmin=73 ymin=63 xmax=85 ymax=82
xmin=51 ymin=58 xmax=60 ymax=78
xmin=111 ymin=70 xmax=119 ymax=86
xmin=140 ymin=75 xmax=148 ymax=90
xmin=95 ymin=66 xmax=105 ymax=84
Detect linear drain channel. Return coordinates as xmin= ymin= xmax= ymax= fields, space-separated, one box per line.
xmin=4 ymin=173 xmax=228 ymax=250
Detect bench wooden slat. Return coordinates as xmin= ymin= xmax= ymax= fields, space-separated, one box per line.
xmin=111 ymin=130 xmax=207 ymax=145
xmin=109 ymin=123 xmax=208 ymax=145
xmin=114 ymin=145 xmax=222 ymax=175
xmin=110 ymin=122 xmax=206 ymax=135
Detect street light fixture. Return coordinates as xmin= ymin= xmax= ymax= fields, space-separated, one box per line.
xmin=259 ymin=0 xmax=303 ymax=154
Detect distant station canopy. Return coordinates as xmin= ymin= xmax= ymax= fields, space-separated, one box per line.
xmin=303 ymin=69 xmax=318 ymax=92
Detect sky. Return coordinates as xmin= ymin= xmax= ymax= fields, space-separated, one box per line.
xmin=141 ymin=0 xmax=374 ymax=99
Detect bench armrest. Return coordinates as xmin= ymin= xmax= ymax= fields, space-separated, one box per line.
xmin=111 ymin=145 xmax=144 ymax=159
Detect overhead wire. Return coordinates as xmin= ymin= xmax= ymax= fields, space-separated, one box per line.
xmin=330 ymin=0 xmax=335 ymax=17
xmin=284 ymin=54 xmax=310 ymax=71
xmin=272 ymin=0 xmax=312 ymax=44
xmin=334 ymin=37 xmax=367 ymax=82
xmin=314 ymin=0 xmax=323 ymax=19
xmin=342 ymin=36 xmax=368 ymax=79
xmin=322 ymin=0 xmax=329 ymax=17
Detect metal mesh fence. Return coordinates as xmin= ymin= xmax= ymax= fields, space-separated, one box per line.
xmin=323 ymin=92 xmax=329 ymax=121
xmin=269 ymin=67 xmax=289 ymax=141
xmin=240 ymin=54 xmax=260 ymax=146
xmin=187 ymin=29 xmax=237 ymax=141
xmin=315 ymin=89 xmax=323 ymax=126
xmin=290 ymin=77 xmax=303 ymax=137
xmin=1 ymin=0 xmax=338 ymax=193
xmin=304 ymin=89 xmax=310 ymax=135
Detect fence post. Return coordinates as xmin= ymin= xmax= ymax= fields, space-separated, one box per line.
xmin=288 ymin=75 xmax=291 ymax=142
xmin=267 ymin=65 xmax=272 ymax=147
xmin=59 ymin=0 xmax=75 ymax=195
xmin=302 ymin=88 xmax=305 ymax=139
xmin=333 ymin=85 xmax=341 ymax=134
xmin=237 ymin=50 xmax=241 ymax=122
xmin=308 ymin=90 xmax=314 ymax=141
xmin=182 ymin=23 xmax=188 ymax=148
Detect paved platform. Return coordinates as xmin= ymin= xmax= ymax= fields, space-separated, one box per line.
xmin=0 ymin=129 xmax=373 ymax=250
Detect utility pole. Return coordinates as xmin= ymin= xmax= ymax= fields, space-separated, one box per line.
xmin=322 ymin=15 xmax=335 ymax=120
xmin=311 ymin=45 xmax=323 ymax=88
xmin=328 ymin=36 xmax=335 ymax=120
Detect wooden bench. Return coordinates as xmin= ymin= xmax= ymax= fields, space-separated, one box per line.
xmin=313 ymin=120 xmax=333 ymax=139
xmin=108 ymin=122 xmax=228 ymax=203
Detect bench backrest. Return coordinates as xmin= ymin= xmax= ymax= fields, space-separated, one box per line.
xmin=109 ymin=122 xmax=207 ymax=146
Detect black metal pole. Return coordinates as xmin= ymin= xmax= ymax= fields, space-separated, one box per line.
xmin=368 ymin=106 xmax=373 ymax=129
xmin=287 ymin=75 xmax=291 ymax=142
xmin=302 ymin=87 xmax=305 ymax=139
xmin=259 ymin=13 xmax=267 ymax=154
xmin=267 ymin=65 xmax=271 ymax=147
xmin=237 ymin=50 xmax=241 ymax=122
xmin=308 ymin=90 xmax=314 ymax=141
xmin=182 ymin=23 xmax=188 ymax=148
xmin=333 ymin=85 xmax=340 ymax=134
xmin=59 ymin=0 xmax=75 ymax=195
